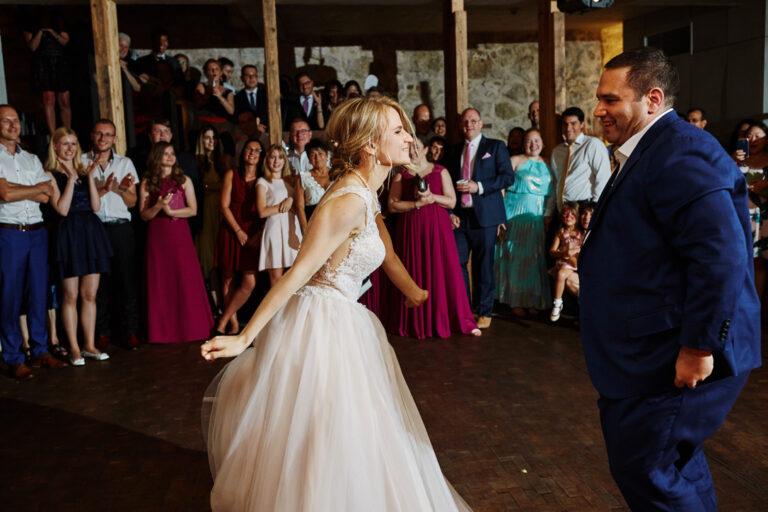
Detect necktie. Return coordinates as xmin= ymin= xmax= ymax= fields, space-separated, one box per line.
xmin=303 ymin=96 xmax=310 ymax=115
xmin=461 ymin=142 xmax=473 ymax=207
xmin=249 ymin=91 xmax=256 ymax=109
xmin=557 ymin=143 xmax=573 ymax=211
xmin=609 ymin=146 xmax=620 ymax=174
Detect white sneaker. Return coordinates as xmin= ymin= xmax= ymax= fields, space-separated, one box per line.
xmin=550 ymin=302 xmax=563 ymax=322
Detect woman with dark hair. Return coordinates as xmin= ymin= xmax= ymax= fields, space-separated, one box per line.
xmin=23 ymin=10 xmax=71 ymax=136
xmin=195 ymin=125 xmax=227 ymax=310
xmin=324 ymin=79 xmax=344 ymax=115
xmin=387 ymin=137 xmax=480 ymax=339
xmin=431 ymin=117 xmax=447 ymax=138
xmin=175 ymin=53 xmax=201 ymax=102
xmin=506 ymin=126 xmax=525 ymax=156
xmin=295 ymin=138 xmax=331 ymax=232
xmin=343 ymin=80 xmax=362 ymax=99
xmin=139 ymin=142 xmax=213 ymax=343
xmin=215 ymin=139 xmax=263 ymax=334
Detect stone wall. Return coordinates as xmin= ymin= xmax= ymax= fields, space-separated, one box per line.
xmin=140 ymin=41 xmax=604 ymax=141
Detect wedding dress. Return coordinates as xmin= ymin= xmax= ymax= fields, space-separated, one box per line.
xmin=203 ymin=185 xmax=471 ymax=511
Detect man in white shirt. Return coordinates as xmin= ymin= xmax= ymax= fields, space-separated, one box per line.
xmin=83 ymin=119 xmax=141 ymax=351
xmin=286 ymin=119 xmax=312 ymax=175
xmin=549 ymin=106 xmax=611 ymax=216
xmin=0 ymin=105 xmax=67 ymax=379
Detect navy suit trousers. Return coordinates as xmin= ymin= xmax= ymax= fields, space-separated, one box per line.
xmin=454 ymin=212 xmax=496 ymax=317
xmin=0 ymin=228 xmax=49 ymax=365
xmin=598 ymin=373 xmax=749 ymax=511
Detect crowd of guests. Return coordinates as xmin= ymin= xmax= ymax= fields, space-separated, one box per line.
xmin=4 ymin=20 xmax=768 ymax=380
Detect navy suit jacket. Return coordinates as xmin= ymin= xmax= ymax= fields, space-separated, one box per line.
xmin=579 ymin=112 xmax=761 ymax=399
xmin=234 ymin=88 xmax=269 ymax=128
xmin=285 ymin=95 xmax=322 ymax=130
xmin=446 ymin=136 xmax=514 ymax=228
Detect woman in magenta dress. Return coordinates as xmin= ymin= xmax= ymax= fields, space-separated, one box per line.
xmin=387 ymin=137 xmax=480 ymax=339
xmin=139 ymin=142 xmax=213 ymax=343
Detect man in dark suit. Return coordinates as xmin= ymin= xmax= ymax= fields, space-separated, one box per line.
xmin=581 ymin=47 xmax=761 ymax=510
xmin=234 ymin=65 xmax=268 ymax=130
xmin=285 ymin=73 xmax=325 ymax=131
xmin=446 ymin=108 xmax=514 ymax=329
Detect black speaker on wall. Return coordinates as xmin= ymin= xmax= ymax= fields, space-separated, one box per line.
xmin=557 ymin=0 xmax=615 ymax=14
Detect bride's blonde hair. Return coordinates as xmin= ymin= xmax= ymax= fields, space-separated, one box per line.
xmin=326 ymin=96 xmax=414 ymax=181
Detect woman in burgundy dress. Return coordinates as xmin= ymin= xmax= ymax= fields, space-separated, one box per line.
xmin=139 ymin=142 xmax=213 ymax=343
xmin=214 ymin=139 xmax=263 ymax=334
xmin=387 ymin=137 xmax=480 ymax=339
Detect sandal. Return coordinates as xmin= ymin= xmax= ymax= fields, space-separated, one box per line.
xmin=49 ymin=344 xmax=70 ymax=361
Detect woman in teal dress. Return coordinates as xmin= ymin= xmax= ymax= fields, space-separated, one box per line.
xmin=494 ymin=128 xmax=553 ymax=315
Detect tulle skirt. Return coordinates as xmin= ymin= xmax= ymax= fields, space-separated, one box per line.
xmin=203 ymin=289 xmax=470 ymax=511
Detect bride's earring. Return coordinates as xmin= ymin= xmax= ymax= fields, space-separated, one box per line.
xmin=376 ymin=158 xmax=381 ymax=166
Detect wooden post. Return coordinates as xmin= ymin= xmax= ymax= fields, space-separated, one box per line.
xmin=262 ymin=0 xmax=282 ymax=146
xmin=538 ymin=0 xmax=566 ymax=157
xmin=90 ymin=0 xmax=125 ymax=155
xmin=443 ymin=0 xmax=468 ymax=144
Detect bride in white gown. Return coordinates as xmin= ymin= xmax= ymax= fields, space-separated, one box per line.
xmin=201 ymin=96 xmax=471 ymax=511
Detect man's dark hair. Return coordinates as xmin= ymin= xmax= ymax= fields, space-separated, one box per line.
xmin=151 ymin=118 xmax=172 ymax=129
xmin=428 ymin=135 xmax=447 ymax=147
xmin=150 ymin=27 xmax=169 ymax=42
xmin=687 ymin=107 xmax=707 ymax=120
xmin=305 ymin=138 xmax=330 ymax=155
xmin=562 ymin=107 xmax=585 ymax=123
xmin=218 ymin=57 xmax=234 ymax=68
xmin=296 ymin=72 xmax=311 ymax=85
xmin=93 ymin=119 xmax=116 ymax=131
xmin=241 ymin=64 xmax=258 ymax=75
xmin=605 ymin=47 xmax=680 ymax=108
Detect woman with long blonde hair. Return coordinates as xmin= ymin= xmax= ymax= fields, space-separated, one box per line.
xmin=45 ymin=127 xmax=112 ymax=365
xmin=201 ymin=96 xmax=470 ymax=511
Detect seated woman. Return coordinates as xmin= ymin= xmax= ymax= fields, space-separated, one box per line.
xmin=139 ymin=142 xmax=213 ymax=343
xmin=548 ymin=202 xmax=584 ymax=322
xmin=45 ymin=128 xmax=112 ymax=365
xmin=387 ymin=137 xmax=479 ymax=339
xmin=295 ymin=138 xmax=331 ymax=233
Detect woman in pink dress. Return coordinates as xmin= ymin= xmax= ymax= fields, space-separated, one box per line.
xmin=139 ymin=142 xmax=213 ymax=343
xmin=387 ymin=137 xmax=480 ymax=339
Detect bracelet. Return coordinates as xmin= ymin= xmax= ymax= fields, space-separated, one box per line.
xmin=414 ymin=201 xmax=420 ymax=210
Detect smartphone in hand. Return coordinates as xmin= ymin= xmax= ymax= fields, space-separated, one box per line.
xmin=737 ymin=138 xmax=750 ymax=158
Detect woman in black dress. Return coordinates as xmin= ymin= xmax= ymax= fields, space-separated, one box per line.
xmin=23 ymin=11 xmax=72 ymax=136
xmin=45 ymin=128 xmax=113 ymax=366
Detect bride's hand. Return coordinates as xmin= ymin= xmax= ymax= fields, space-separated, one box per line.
xmin=404 ymin=288 xmax=429 ymax=308
xmin=201 ymin=334 xmax=250 ymax=360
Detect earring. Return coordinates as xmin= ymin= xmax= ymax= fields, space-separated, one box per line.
xmin=376 ymin=158 xmax=381 ymax=165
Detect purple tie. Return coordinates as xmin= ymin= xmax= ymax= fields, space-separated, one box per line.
xmin=303 ymin=96 xmax=310 ymax=115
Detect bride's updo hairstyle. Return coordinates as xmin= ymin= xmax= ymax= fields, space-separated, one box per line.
xmin=326 ymin=95 xmax=414 ymax=181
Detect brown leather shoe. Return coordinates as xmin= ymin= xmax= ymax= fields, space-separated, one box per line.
xmin=476 ymin=316 xmax=492 ymax=329
xmin=12 ymin=363 xmax=35 ymax=380
xmin=29 ymin=352 xmax=68 ymax=369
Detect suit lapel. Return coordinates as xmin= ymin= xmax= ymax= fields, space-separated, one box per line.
xmin=585 ymin=113 xmax=678 ymax=245
xmin=473 ymin=135 xmax=488 ymax=178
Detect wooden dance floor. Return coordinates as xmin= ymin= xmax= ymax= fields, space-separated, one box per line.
xmin=2 ymin=313 xmax=767 ymax=511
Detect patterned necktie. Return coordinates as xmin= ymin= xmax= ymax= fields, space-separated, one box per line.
xmin=557 ymin=143 xmax=573 ymax=211
xmin=461 ymin=142 xmax=473 ymax=207
xmin=303 ymin=96 xmax=310 ymax=115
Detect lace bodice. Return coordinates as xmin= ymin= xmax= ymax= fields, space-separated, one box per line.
xmin=297 ymin=186 xmax=384 ymax=301
xmin=299 ymin=171 xmax=328 ymax=206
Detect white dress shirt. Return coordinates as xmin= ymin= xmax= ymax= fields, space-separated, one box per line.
xmin=287 ymin=148 xmax=310 ymax=176
xmin=550 ymin=132 xmax=611 ymax=210
xmin=0 ymin=144 xmax=50 ymax=225
xmin=83 ymin=151 xmax=139 ymax=222
xmin=460 ymin=133 xmax=485 ymax=206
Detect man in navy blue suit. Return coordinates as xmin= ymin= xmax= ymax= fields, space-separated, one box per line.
xmin=580 ymin=47 xmax=761 ymax=510
xmin=446 ymin=108 xmax=514 ymax=329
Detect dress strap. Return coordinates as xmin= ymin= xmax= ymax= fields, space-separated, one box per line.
xmin=315 ymin=185 xmax=375 ymax=224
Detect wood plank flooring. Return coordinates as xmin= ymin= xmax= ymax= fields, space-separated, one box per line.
xmin=1 ymin=312 xmax=766 ymax=511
